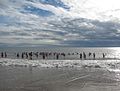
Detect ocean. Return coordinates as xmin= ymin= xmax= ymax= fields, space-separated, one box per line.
xmin=0 ymin=47 xmax=119 ymax=60
xmin=0 ymin=47 xmax=120 ymax=91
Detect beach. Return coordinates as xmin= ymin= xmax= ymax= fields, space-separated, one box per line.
xmin=0 ymin=64 xmax=120 ymax=91
xmin=1 ymin=0 xmax=120 ymax=90
xmin=0 ymin=47 xmax=120 ymax=91
xmin=0 ymin=58 xmax=120 ymax=91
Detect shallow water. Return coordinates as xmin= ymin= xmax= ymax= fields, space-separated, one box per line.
xmin=0 ymin=47 xmax=120 ymax=60
xmin=1 ymin=47 xmax=120 ymax=91
xmin=0 ymin=66 xmax=120 ymax=91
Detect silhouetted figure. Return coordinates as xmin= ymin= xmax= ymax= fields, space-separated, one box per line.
xmin=17 ymin=53 xmax=19 ymax=58
xmin=80 ymin=53 xmax=82 ymax=59
xmin=21 ymin=53 xmax=24 ymax=59
xmin=68 ymin=53 xmax=71 ymax=55
xmin=61 ymin=53 xmax=65 ymax=59
xmin=76 ymin=52 xmax=79 ymax=55
xmin=56 ymin=54 xmax=59 ymax=60
xmin=25 ymin=52 xmax=28 ymax=59
xmin=53 ymin=52 xmax=56 ymax=59
xmin=29 ymin=52 xmax=33 ymax=60
xmin=72 ymin=53 xmax=74 ymax=55
xmin=49 ymin=52 xmax=52 ymax=56
xmin=93 ymin=53 xmax=95 ymax=59
xmin=34 ymin=52 xmax=38 ymax=59
xmin=83 ymin=52 xmax=86 ymax=59
xmin=43 ymin=54 xmax=45 ymax=59
xmin=103 ymin=53 xmax=106 ymax=59
xmin=1 ymin=52 xmax=4 ymax=58
xmin=88 ymin=52 xmax=92 ymax=57
xmin=4 ymin=52 xmax=7 ymax=58
xmin=53 ymin=52 xmax=56 ymax=56
xmin=39 ymin=52 xmax=42 ymax=55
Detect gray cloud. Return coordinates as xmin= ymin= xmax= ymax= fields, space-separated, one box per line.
xmin=47 ymin=18 xmax=120 ymax=40
xmin=0 ymin=0 xmax=120 ymax=47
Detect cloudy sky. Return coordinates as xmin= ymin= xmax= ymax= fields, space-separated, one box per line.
xmin=0 ymin=0 xmax=120 ymax=47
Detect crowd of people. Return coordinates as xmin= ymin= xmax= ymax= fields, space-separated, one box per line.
xmin=0 ymin=51 xmax=107 ymax=60
xmin=15 ymin=52 xmax=66 ymax=60
xmin=0 ymin=52 xmax=7 ymax=58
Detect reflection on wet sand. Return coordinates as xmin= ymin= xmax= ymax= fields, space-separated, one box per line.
xmin=0 ymin=66 xmax=120 ymax=91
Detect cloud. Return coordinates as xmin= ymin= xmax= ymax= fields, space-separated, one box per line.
xmin=21 ymin=5 xmax=54 ymax=16
xmin=0 ymin=0 xmax=120 ymax=47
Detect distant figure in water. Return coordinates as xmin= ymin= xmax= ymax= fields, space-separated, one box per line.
xmin=16 ymin=53 xmax=19 ymax=58
xmin=29 ymin=52 xmax=33 ymax=60
xmin=103 ymin=53 xmax=106 ymax=59
xmin=68 ymin=53 xmax=71 ymax=55
xmin=88 ymin=52 xmax=92 ymax=57
xmin=1 ymin=52 xmax=4 ymax=58
xmin=25 ymin=52 xmax=28 ymax=59
xmin=56 ymin=54 xmax=59 ymax=60
xmin=72 ymin=53 xmax=74 ymax=55
xmin=80 ymin=53 xmax=82 ymax=59
xmin=93 ymin=53 xmax=95 ymax=59
xmin=4 ymin=52 xmax=7 ymax=58
xmin=83 ymin=52 xmax=86 ymax=59
xmin=21 ymin=53 xmax=24 ymax=59
xmin=34 ymin=52 xmax=38 ymax=59
xmin=61 ymin=53 xmax=65 ymax=59
xmin=42 ymin=53 xmax=45 ymax=59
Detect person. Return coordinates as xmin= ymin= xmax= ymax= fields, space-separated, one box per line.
xmin=88 ymin=52 xmax=92 ymax=57
xmin=103 ymin=53 xmax=106 ymax=59
xmin=93 ymin=53 xmax=95 ymax=59
xmin=88 ymin=52 xmax=92 ymax=59
xmin=43 ymin=54 xmax=45 ymax=59
xmin=53 ymin=52 xmax=56 ymax=59
xmin=21 ymin=53 xmax=24 ymax=59
xmin=61 ymin=53 xmax=65 ymax=59
xmin=83 ymin=52 xmax=86 ymax=60
xmin=29 ymin=52 xmax=33 ymax=60
xmin=4 ymin=52 xmax=7 ymax=58
xmin=68 ymin=53 xmax=71 ymax=55
xmin=56 ymin=54 xmax=59 ymax=60
xmin=1 ymin=52 xmax=4 ymax=58
xmin=25 ymin=52 xmax=28 ymax=59
xmin=17 ymin=53 xmax=19 ymax=58
xmin=34 ymin=52 xmax=38 ymax=59
xmin=76 ymin=52 xmax=79 ymax=55
xmin=80 ymin=53 xmax=82 ymax=59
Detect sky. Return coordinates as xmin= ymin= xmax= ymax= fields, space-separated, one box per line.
xmin=0 ymin=0 xmax=120 ymax=47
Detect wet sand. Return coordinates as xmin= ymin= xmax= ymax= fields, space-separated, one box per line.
xmin=0 ymin=66 xmax=120 ymax=91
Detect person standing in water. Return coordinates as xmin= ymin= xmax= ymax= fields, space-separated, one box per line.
xmin=102 ymin=53 xmax=106 ymax=59
xmin=1 ymin=52 xmax=4 ymax=58
xmin=4 ymin=52 xmax=7 ymax=58
xmin=56 ymin=54 xmax=59 ymax=60
xmin=21 ymin=53 xmax=24 ymax=59
xmin=80 ymin=53 xmax=82 ymax=59
xmin=83 ymin=52 xmax=86 ymax=60
xmin=42 ymin=53 xmax=45 ymax=60
xmin=29 ymin=52 xmax=33 ymax=60
xmin=25 ymin=52 xmax=28 ymax=59
xmin=16 ymin=53 xmax=19 ymax=58
xmin=93 ymin=53 xmax=95 ymax=59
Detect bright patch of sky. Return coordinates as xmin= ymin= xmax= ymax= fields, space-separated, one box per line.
xmin=0 ymin=0 xmax=120 ymax=47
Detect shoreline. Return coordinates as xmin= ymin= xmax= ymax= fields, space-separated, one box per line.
xmin=0 ymin=58 xmax=120 ymax=69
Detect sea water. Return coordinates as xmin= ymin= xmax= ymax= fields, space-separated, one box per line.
xmin=0 ymin=47 xmax=120 ymax=91
xmin=0 ymin=66 xmax=120 ymax=91
xmin=0 ymin=47 xmax=119 ymax=60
